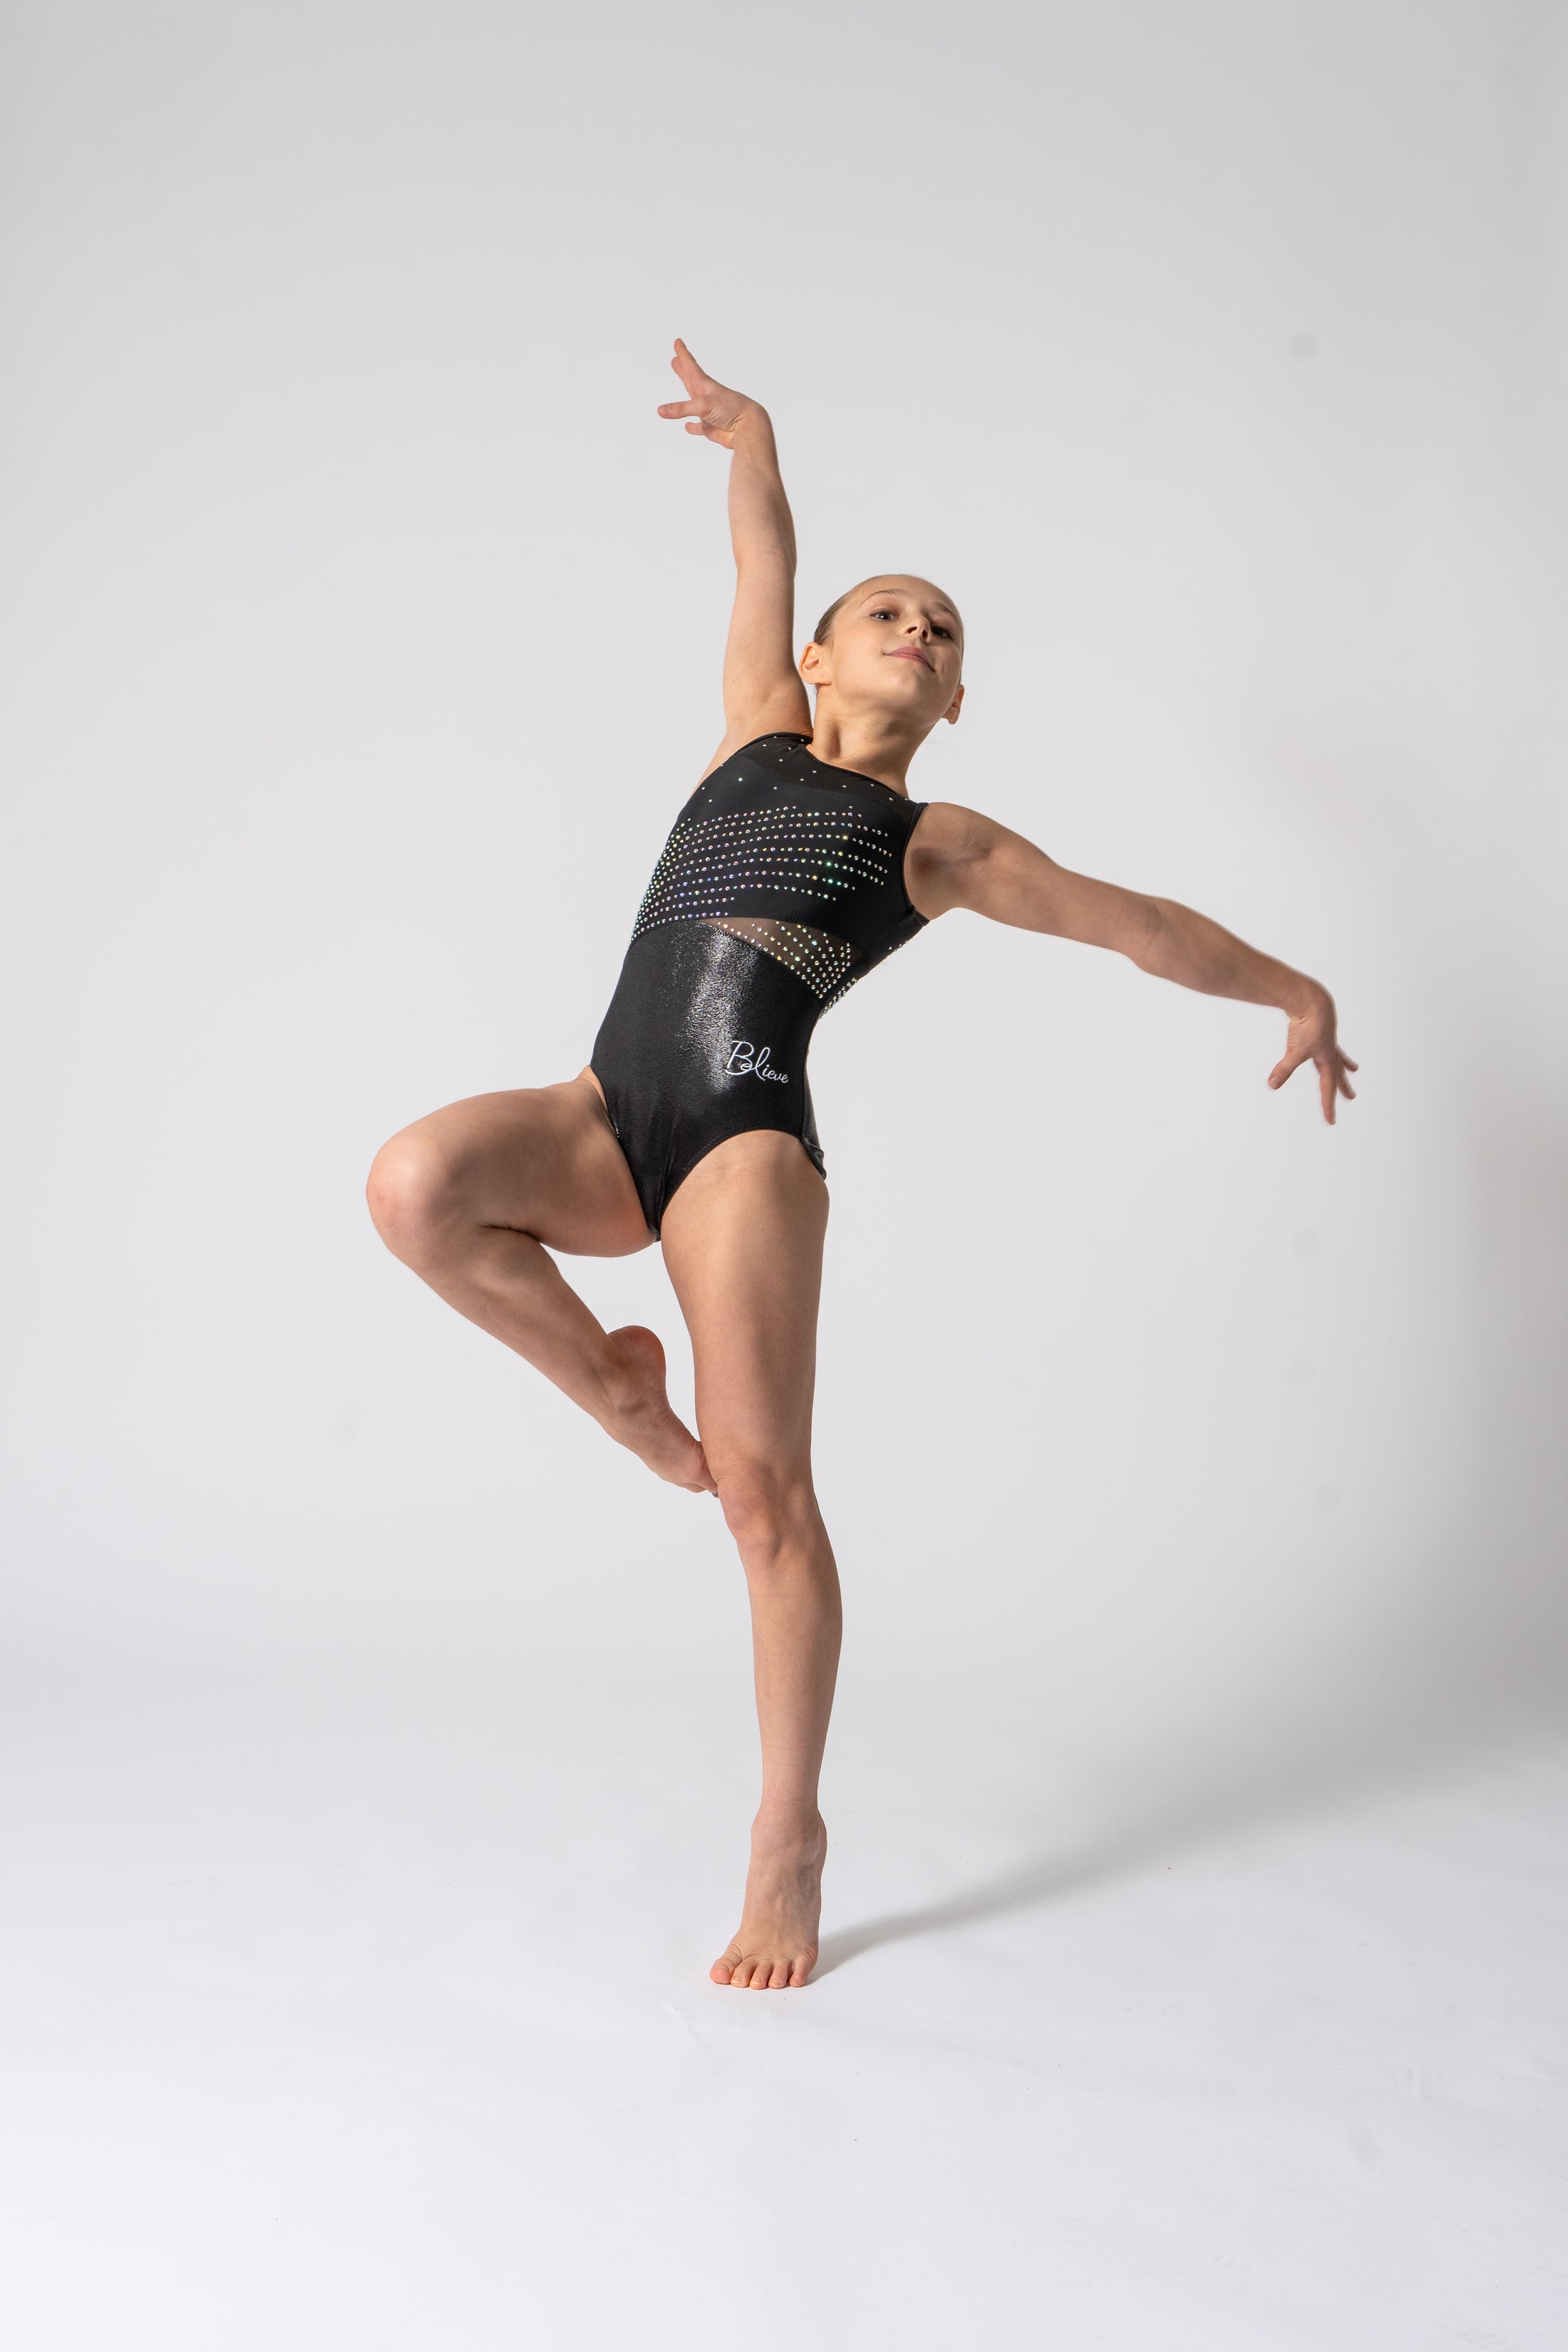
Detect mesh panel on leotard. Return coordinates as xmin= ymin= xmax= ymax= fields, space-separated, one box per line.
xmin=698 ymin=917 xmax=858 ymax=1002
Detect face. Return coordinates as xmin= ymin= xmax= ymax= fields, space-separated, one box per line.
xmin=800 ymin=577 xmax=965 ymax=728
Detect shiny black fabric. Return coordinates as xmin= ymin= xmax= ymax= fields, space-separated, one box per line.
xmin=592 ymin=733 xmax=929 ymax=1232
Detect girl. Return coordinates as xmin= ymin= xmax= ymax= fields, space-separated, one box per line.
xmin=366 ymin=341 xmax=1357 ymax=1990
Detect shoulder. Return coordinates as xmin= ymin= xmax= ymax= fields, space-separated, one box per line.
xmin=905 ymin=801 xmax=1008 ymax=913
xmin=909 ymin=800 xmax=1001 ymax=855
xmin=699 ymin=704 xmax=813 ymax=783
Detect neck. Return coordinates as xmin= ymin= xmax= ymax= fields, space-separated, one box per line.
xmin=804 ymin=700 xmax=927 ymax=796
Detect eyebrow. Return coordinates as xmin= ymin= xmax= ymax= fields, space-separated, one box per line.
xmin=861 ymin=589 xmax=962 ymax=622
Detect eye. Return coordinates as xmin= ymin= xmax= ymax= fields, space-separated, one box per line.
xmin=868 ymin=607 xmax=896 ymax=620
xmin=932 ymin=624 xmax=952 ymax=639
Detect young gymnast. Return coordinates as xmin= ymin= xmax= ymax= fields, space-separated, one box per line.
xmin=366 ymin=340 xmax=1357 ymax=1990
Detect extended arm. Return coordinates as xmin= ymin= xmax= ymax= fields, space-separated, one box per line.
xmin=907 ymin=803 xmax=1358 ymax=1123
xmin=657 ymin=340 xmax=811 ymax=766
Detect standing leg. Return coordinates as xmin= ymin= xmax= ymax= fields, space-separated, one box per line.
xmin=660 ymin=1130 xmax=837 ymax=1988
xmin=366 ymin=1072 xmax=713 ymax=1491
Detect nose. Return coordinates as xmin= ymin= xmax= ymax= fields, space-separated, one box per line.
xmin=902 ymin=616 xmax=929 ymax=641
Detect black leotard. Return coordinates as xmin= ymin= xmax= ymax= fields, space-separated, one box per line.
xmin=591 ymin=733 xmax=929 ymax=1233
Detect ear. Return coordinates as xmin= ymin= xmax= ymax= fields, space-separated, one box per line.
xmin=943 ymin=683 xmax=965 ymax=726
xmin=800 ymin=641 xmax=830 ymax=690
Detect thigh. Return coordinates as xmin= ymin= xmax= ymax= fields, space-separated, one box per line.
xmin=659 ymin=1132 xmax=829 ymax=1477
xmin=377 ymin=1068 xmax=653 ymax=1259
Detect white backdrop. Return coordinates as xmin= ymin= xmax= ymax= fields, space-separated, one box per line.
xmin=4 ymin=4 xmax=1567 ymax=2346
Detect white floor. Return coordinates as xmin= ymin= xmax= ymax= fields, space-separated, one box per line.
xmin=3 ymin=1641 xmax=1564 ymax=2352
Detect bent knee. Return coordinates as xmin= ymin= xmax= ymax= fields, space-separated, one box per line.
xmin=715 ymin=1462 xmax=818 ymax=1559
xmin=365 ymin=1132 xmax=465 ymax=1263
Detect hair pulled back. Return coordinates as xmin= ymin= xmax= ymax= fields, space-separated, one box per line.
xmin=812 ymin=588 xmax=855 ymax=647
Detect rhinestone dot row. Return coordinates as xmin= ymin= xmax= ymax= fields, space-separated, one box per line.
xmin=631 ymin=807 xmax=892 ymax=941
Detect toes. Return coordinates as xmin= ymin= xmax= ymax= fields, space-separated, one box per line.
xmin=711 ymin=1946 xmax=813 ymax=1989
xmin=690 ymin=1448 xmax=718 ymax=1497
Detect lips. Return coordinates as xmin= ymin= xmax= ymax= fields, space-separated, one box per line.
xmin=886 ymin=647 xmax=932 ymax=671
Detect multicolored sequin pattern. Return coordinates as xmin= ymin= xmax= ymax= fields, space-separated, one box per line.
xmin=624 ymin=737 xmax=927 ymax=1009
xmin=631 ymin=806 xmax=894 ymax=927
xmin=628 ymin=800 xmax=904 ymax=1003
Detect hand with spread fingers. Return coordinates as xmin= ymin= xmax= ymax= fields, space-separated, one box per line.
xmin=1269 ymin=992 xmax=1359 ymax=1125
xmin=656 ymin=338 xmax=765 ymax=448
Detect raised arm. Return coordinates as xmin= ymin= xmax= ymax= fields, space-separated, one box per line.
xmin=907 ymin=803 xmax=1358 ymax=1125
xmin=658 ymin=340 xmax=812 ymax=769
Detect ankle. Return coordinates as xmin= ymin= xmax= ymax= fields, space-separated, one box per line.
xmin=752 ymin=1805 xmax=825 ymax=1849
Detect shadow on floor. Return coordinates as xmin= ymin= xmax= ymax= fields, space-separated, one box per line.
xmin=812 ymin=1667 xmax=1564 ymax=1979
xmin=815 ymin=1062 xmax=1568 ymax=1980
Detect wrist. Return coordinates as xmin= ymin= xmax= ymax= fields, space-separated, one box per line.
xmin=1279 ymin=972 xmax=1329 ymax=1022
xmin=730 ymin=401 xmax=774 ymax=447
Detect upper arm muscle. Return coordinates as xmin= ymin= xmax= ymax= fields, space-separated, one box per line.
xmin=907 ymin=803 xmax=1158 ymax=957
xmin=712 ymin=560 xmax=810 ymax=766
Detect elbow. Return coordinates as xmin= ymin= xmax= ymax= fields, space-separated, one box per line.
xmin=1130 ymin=896 xmax=1169 ymax=972
xmin=736 ymin=537 xmax=796 ymax=579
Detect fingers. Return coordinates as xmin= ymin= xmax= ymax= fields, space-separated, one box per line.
xmin=670 ymin=337 xmax=708 ymax=393
xmin=658 ymin=398 xmax=723 ymax=440
xmin=1272 ymin=1051 xmax=1358 ymax=1125
xmin=1317 ymin=1052 xmax=1360 ymax=1123
xmin=660 ymin=338 xmax=711 ymax=422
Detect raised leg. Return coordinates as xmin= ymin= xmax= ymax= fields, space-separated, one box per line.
xmin=366 ymin=1071 xmax=714 ymax=1491
xmin=659 ymin=1131 xmax=837 ymax=1988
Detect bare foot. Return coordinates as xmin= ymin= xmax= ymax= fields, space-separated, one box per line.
xmin=711 ymin=1813 xmax=827 ymax=1989
xmin=599 ymin=1325 xmax=715 ymax=1492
